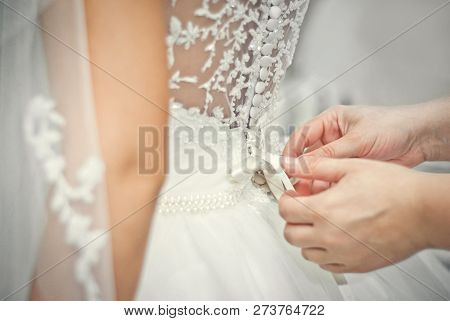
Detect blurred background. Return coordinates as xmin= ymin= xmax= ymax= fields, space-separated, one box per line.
xmin=278 ymin=0 xmax=450 ymax=173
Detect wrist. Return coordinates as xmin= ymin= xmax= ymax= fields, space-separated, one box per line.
xmin=416 ymin=98 xmax=450 ymax=162
xmin=417 ymin=172 xmax=450 ymax=249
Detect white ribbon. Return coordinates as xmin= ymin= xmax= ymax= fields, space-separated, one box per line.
xmin=260 ymin=154 xmax=295 ymax=200
xmin=229 ymin=153 xmax=295 ymax=199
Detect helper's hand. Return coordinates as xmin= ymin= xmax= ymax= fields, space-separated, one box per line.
xmin=279 ymin=156 xmax=450 ymax=273
xmin=283 ymin=100 xmax=450 ymax=167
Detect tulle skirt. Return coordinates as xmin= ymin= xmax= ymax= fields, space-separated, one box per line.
xmin=136 ymin=172 xmax=450 ymax=300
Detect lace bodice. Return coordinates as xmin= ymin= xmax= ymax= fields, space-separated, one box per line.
xmin=167 ymin=0 xmax=309 ymax=129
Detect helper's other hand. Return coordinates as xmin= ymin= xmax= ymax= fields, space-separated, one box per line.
xmin=283 ymin=99 xmax=450 ymax=167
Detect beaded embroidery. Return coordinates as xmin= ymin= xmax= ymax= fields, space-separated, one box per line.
xmin=167 ymin=0 xmax=309 ymax=128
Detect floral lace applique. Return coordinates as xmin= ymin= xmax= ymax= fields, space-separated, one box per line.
xmin=166 ymin=0 xmax=309 ymax=128
xmin=24 ymin=95 xmax=107 ymax=300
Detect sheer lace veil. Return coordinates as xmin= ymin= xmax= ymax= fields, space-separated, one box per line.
xmin=0 ymin=0 xmax=115 ymax=300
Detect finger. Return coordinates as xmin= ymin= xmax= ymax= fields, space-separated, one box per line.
xmin=302 ymin=248 xmax=334 ymax=264
xmin=282 ymin=116 xmax=328 ymax=158
xmin=293 ymin=179 xmax=313 ymax=196
xmin=304 ymin=140 xmax=324 ymax=154
xmin=279 ymin=192 xmax=316 ymax=224
xmin=293 ymin=179 xmax=331 ymax=196
xmin=305 ymin=136 xmax=359 ymax=159
xmin=319 ymin=263 xmax=347 ymax=273
xmin=310 ymin=179 xmax=331 ymax=194
xmin=283 ymin=156 xmax=356 ymax=182
xmin=284 ymin=224 xmax=319 ymax=248
xmin=283 ymin=106 xmax=348 ymax=158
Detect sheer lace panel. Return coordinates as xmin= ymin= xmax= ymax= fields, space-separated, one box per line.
xmin=167 ymin=0 xmax=309 ymax=128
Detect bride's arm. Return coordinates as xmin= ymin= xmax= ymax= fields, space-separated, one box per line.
xmin=84 ymin=0 xmax=168 ymax=300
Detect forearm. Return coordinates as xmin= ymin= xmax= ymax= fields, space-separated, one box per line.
xmin=85 ymin=0 xmax=168 ymax=300
xmin=419 ymin=172 xmax=450 ymax=250
xmin=416 ymin=98 xmax=450 ymax=162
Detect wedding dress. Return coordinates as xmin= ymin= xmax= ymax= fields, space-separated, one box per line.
xmin=1 ymin=0 xmax=449 ymax=301
xmin=136 ymin=0 xmax=450 ymax=300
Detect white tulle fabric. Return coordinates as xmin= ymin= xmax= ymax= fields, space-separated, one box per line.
xmin=0 ymin=0 xmax=114 ymax=300
xmin=137 ymin=0 xmax=450 ymax=300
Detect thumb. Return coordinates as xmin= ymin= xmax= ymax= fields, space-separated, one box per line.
xmin=282 ymin=156 xmax=354 ymax=182
xmin=305 ymin=136 xmax=359 ymax=159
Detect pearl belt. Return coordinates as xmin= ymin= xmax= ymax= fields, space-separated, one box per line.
xmin=157 ymin=153 xmax=295 ymax=215
xmin=157 ymin=189 xmax=243 ymax=214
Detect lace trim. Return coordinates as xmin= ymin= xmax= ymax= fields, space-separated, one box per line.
xmin=24 ymin=95 xmax=107 ymax=300
xmin=167 ymin=0 xmax=309 ymax=128
xmin=170 ymin=102 xmax=285 ymax=162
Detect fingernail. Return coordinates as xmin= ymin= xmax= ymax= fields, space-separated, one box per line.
xmin=297 ymin=155 xmax=312 ymax=174
xmin=281 ymin=156 xmax=297 ymax=170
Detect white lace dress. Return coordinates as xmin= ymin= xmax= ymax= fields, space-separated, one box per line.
xmin=136 ymin=0 xmax=450 ymax=300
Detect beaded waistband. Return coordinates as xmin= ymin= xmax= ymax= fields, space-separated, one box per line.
xmin=157 ymin=188 xmax=244 ymax=214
